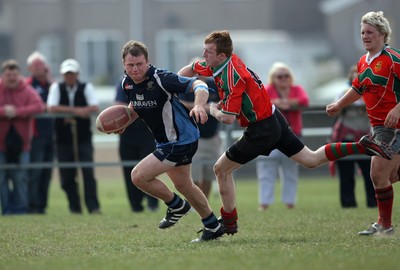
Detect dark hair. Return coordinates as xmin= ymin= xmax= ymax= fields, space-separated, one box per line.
xmin=121 ymin=40 xmax=149 ymax=61
xmin=204 ymin=30 xmax=233 ymax=57
xmin=2 ymin=59 xmax=20 ymax=73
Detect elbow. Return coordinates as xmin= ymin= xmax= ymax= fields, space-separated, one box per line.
xmin=178 ymin=65 xmax=192 ymax=77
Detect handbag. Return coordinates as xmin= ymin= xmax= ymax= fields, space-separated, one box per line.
xmin=5 ymin=125 xmax=23 ymax=163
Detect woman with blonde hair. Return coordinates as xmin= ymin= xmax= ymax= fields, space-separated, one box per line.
xmin=256 ymin=62 xmax=309 ymax=210
xmin=327 ymin=11 xmax=400 ymax=235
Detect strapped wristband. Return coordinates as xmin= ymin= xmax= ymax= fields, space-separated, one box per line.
xmin=193 ymin=84 xmax=209 ymax=93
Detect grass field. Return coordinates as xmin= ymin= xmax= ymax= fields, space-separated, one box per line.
xmin=0 ymin=176 xmax=399 ymax=270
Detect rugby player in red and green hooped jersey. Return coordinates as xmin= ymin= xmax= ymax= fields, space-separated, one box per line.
xmin=179 ymin=30 xmax=387 ymax=236
xmin=328 ymin=11 xmax=400 ymax=236
xmin=190 ymin=53 xmax=273 ymax=127
xmin=353 ymin=46 xmax=400 ymax=127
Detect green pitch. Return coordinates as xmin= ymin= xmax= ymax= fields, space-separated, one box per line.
xmin=0 ymin=176 xmax=399 ymax=270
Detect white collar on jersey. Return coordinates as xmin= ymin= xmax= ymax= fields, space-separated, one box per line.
xmin=366 ymin=45 xmax=389 ymax=65
xmin=212 ymin=57 xmax=231 ymax=77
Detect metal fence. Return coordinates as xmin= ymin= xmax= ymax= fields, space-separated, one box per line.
xmin=0 ymin=105 xmax=369 ymax=174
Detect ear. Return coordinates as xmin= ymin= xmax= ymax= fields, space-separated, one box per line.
xmin=218 ymin=53 xmax=227 ymax=60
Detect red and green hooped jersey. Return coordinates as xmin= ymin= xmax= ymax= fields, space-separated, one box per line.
xmin=352 ymin=46 xmax=400 ymax=127
xmin=193 ymin=54 xmax=272 ymax=127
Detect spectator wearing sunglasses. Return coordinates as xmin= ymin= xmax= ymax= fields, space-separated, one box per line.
xmin=256 ymin=62 xmax=309 ymax=210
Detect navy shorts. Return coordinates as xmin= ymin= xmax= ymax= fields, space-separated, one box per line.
xmin=153 ymin=141 xmax=198 ymax=167
xmin=226 ymin=109 xmax=305 ymax=164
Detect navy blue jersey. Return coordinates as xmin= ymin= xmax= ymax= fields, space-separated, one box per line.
xmin=122 ymin=65 xmax=200 ymax=147
xmin=115 ymin=77 xmax=155 ymax=145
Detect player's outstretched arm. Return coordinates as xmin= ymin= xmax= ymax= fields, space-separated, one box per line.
xmin=190 ymin=80 xmax=209 ymax=124
xmin=209 ymin=102 xmax=236 ymax=125
xmin=178 ymin=64 xmax=197 ymax=77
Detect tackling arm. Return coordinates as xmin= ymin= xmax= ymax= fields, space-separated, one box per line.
xmin=178 ymin=64 xmax=198 ymax=77
xmin=209 ymin=102 xmax=236 ymax=125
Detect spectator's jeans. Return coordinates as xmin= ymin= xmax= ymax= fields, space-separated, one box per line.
xmin=256 ymin=149 xmax=299 ymax=206
xmin=29 ymin=136 xmax=54 ymax=213
xmin=0 ymin=151 xmax=30 ymax=215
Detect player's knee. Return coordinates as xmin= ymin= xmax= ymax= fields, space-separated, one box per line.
xmin=293 ymin=155 xmax=318 ymax=169
xmin=302 ymin=162 xmax=318 ymax=169
xmin=131 ymin=168 xmax=141 ymax=186
xmin=291 ymin=147 xmax=321 ymax=169
xmin=370 ymin=170 xmax=383 ymax=183
xmin=213 ymin=162 xmax=223 ymax=178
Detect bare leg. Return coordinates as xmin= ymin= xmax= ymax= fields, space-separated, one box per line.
xmin=213 ymin=153 xmax=241 ymax=212
xmin=369 ymin=155 xmax=398 ymax=229
xmin=291 ymin=145 xmax=329 ymax=168
xmin=131 ymin=154 xmax=175 ymax=202
xmin=168 ymin=166 xmax=212 ymax=218
xmin=389 ymin=158 xmax=400 ymax=184
xmin=371 ymin=155 xmax=398 ymax=188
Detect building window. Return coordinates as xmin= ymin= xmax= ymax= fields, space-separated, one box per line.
xmin=37 ymin=34 xmax=63 ymax=77
xmin=155 ymin=30 xmax=200 ymax=71
xmin=76 ymin=30 xmax=123 ymax=85
xmin=0 ymin=34 xmax=11 ymax=63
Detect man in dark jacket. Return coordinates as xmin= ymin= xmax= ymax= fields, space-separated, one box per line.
xmin=47 ymin=59 xmax=101 ymax=214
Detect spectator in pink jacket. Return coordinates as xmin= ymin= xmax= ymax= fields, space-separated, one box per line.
xmin=256 ymin=62 xmax=309 ymax=210
xmin=0 ymin=59 xmax=45 ymax=215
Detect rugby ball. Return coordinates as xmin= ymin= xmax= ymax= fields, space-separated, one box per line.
xmin=96 ymin=105 xmax=137 ymax=133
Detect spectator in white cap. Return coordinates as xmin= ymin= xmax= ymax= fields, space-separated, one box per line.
xmin=47 ymin=58 xmax=101 ymax=214
xmin=59 ymin=59 xmax=80 ymax=74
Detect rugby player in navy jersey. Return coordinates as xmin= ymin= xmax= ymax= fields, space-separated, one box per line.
xmin=117 ymin=40 xmax=223 ymax=242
